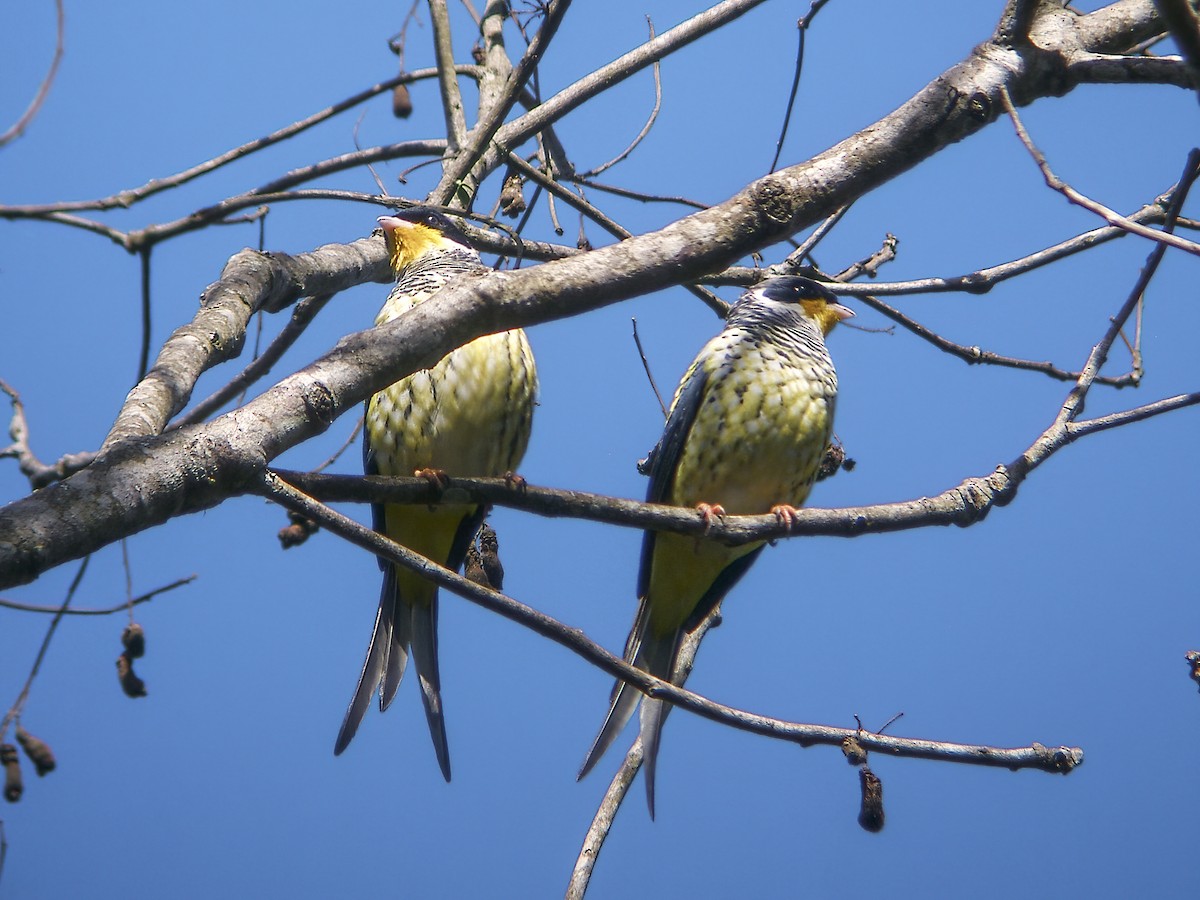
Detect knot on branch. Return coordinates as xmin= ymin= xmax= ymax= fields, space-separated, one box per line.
xmin=1030 ymin=741 xmax=1084 ymax=774
xmin=299 ymin=380 xmax=338 ymax=431
xmin=949 ymin=466 xmax=1016 ymax=526
xmin=748 ymin=180 xmax=795 ymax=231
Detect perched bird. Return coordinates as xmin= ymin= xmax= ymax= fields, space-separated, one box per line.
xmin=577 ymin=275 xmax=852 ymax=816
xmin=334 ymin=207 xmax=538 ymax=780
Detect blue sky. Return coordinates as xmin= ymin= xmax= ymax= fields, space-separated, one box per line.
xmin=2 ymin=2 xmax=1198 ymax=897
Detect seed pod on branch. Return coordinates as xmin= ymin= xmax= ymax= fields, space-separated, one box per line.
xmin=15 ymin=726 xmax=56 ymax=777
xmin=392 ymin=83 xmax=413 ymax=119
xmin=116 ymin=653 xmax=148 ymax=698
xmin=857 ymin=766 xmax=885 ymax=833
xmin=499 ymin=170 xmax=527 ymax=218
xmin=122 ymin=622 xmax=146 ymax=659
xmin=2 ymin=744 xmax=22 ymax=802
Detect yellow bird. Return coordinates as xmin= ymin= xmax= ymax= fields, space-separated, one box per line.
xmin=334 ymin=208 xmax=537 ymax=780
xmin=578 ymin=275 xmax=851 ymax=815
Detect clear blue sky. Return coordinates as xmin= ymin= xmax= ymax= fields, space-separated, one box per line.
xmin=2 ymin=2 xmax=1198 ymax=897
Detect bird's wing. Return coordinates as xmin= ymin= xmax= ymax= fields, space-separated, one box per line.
xmin=578 ymin=359 xmax=714 ymax=782
xmin=636 ymin=357 xmax=710 ymax=595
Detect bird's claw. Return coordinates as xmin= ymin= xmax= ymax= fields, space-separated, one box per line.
xmin=771 ymin=504 xmax=802 ymax=531
xmin=414 ymin=467 xmax=450 ymax=490
xmin=696 ymin=502 xmax=726 ymax=534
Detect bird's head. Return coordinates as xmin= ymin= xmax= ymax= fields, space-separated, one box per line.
xmin=377 ymin=207 xmax=473 ymax=273
xmin=757 ymin=275 xmax=854 ymax=335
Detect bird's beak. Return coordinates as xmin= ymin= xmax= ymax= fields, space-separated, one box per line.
xmin=377 ymin=215 xmax=411 ymax=238
xmin=830 ymin=302 xmax=855 ymax=321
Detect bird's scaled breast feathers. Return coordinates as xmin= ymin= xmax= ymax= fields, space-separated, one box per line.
xmin=669 ymin=326 xmax=837 ymax=515
xmin=365 ymin=252 xmax=536 ymax=479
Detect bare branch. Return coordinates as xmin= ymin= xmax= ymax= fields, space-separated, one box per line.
xmin=1152 ymin=0 xmax=1200 ymax=85
xmin=1001 ymin=86 xmax=1200 ymax=257
xmin=579 ymin=17 xmax=663 ymax=178
xmin=432 ymin=0 xmax=572 ymax=205
xmin=0 ymin=0 xmax=64 ymax=147
xmin=429 ymin=0 xmax=470 ymax=156
xmin=0 ymin=576 xmax=195 ymax=616
xmin=256 ymin=472 xmax=1085 ymax=776
xmin=169 ymin=294 xmax=336 ymax=429
xmin=1 ymin=557 xmax=88 ymax=740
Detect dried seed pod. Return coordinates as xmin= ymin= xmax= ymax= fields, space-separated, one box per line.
xmin=1186 ymin=650 xmax=1200 ymax=692
xmin=2 ymin=744 xmax=22 ymax=802
xmin=15 ymin=726 xmax=56 ymax=776
xmin=817 ymin=441 xmax=847 ymax=482
xmin=392 ymin=83 xmax=413 ymax=119
xmin=278 ymin=510 xmax=319 ymax=549
xmin=857 ymin=766 xmax=884 ymax=833
xmin=478 ymin=524 xmax=504 ymax=590
xmin=122 ymin=622 xmax=146 ymax=659
xmin=464 ymin=542 xmax=489 ymax=588
xmin=117 ymin=654 xmax=148 ymax=698
xmin=499 ymin=171 xmax=526 ymax=218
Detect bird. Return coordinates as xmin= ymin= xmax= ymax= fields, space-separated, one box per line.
xmin=333 ymin=207 xmax=538 ymax=781
xmin=577 ymin=274 xmax=852 ymax=816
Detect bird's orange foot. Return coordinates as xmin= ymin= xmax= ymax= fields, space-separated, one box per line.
xmin=771 ymin=504 xmax=802 ymax=531
xmin=696 ymin=502 xmax=726 ymax=533
xmin=503 ymin=471 xmax=528 ymax=492
xmin=414 ymin=467 xmax=450 ymax=490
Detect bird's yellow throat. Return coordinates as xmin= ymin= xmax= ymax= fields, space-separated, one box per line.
xmin=383 ymin=220 xmax=448 ymax=273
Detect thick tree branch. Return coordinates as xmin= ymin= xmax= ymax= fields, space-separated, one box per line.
xmin=0 ymin=0 xmax=1189 ymax=590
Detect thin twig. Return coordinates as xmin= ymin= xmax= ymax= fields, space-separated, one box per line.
xmin=1 ymin=557 xmax=89 ymax=740
xmin=0 ymin=0 xmax=65 ymax=147
xmin=0 ymin=575 xmax=196 ymax=616
xmin=138 ymin=247 xmax=153 ymax=381
xmin=504 ymin=152 xmax=729 ymax=317
xmin=580 ymin=17 xmax=662 ymax=177
xmin=0 ymin=73 xmax=423 ymax=215
xmin=769 ymin=0 xmax=829 ymax=173
xmin=1000 ymin=85 xmax=1200 ymax=257
xmin=573 ymin=177 xmax=708 ymax=210
xmin=170 ymin=294 xmax=336 ymax=429
xmin=631 ymin=318 xmax=668 ymax=418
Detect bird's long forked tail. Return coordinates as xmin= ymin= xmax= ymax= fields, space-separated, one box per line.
xmin=407 ymin=595 xmax=451 ymax=781
xmin=333 ymin=567 xmax=451 ymax=782
xmin=334 ymin=566 xmax=403 ymax=756
xmin=578 ymin=604 xmax=680 ymax=819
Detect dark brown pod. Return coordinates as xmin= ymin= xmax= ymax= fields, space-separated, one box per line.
xmin=15 ymin=726 xmax=56 ymax=776
xmin=2 ymin=743 xmax=22 ymax=802
xmin=122 ymin=622 xmax=146 ymax=659
xmin=392 ymin=84 xmax=413 ymax=119
xmin=478 ymin=524 xmax=504 ymax=590
xmin=117 ymin=654 xmax=148 ymax=698
xmin=499 ymin=172 xmax=526 ymax=218
xmin=857 ymin=766 xmax=885 ymax=833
